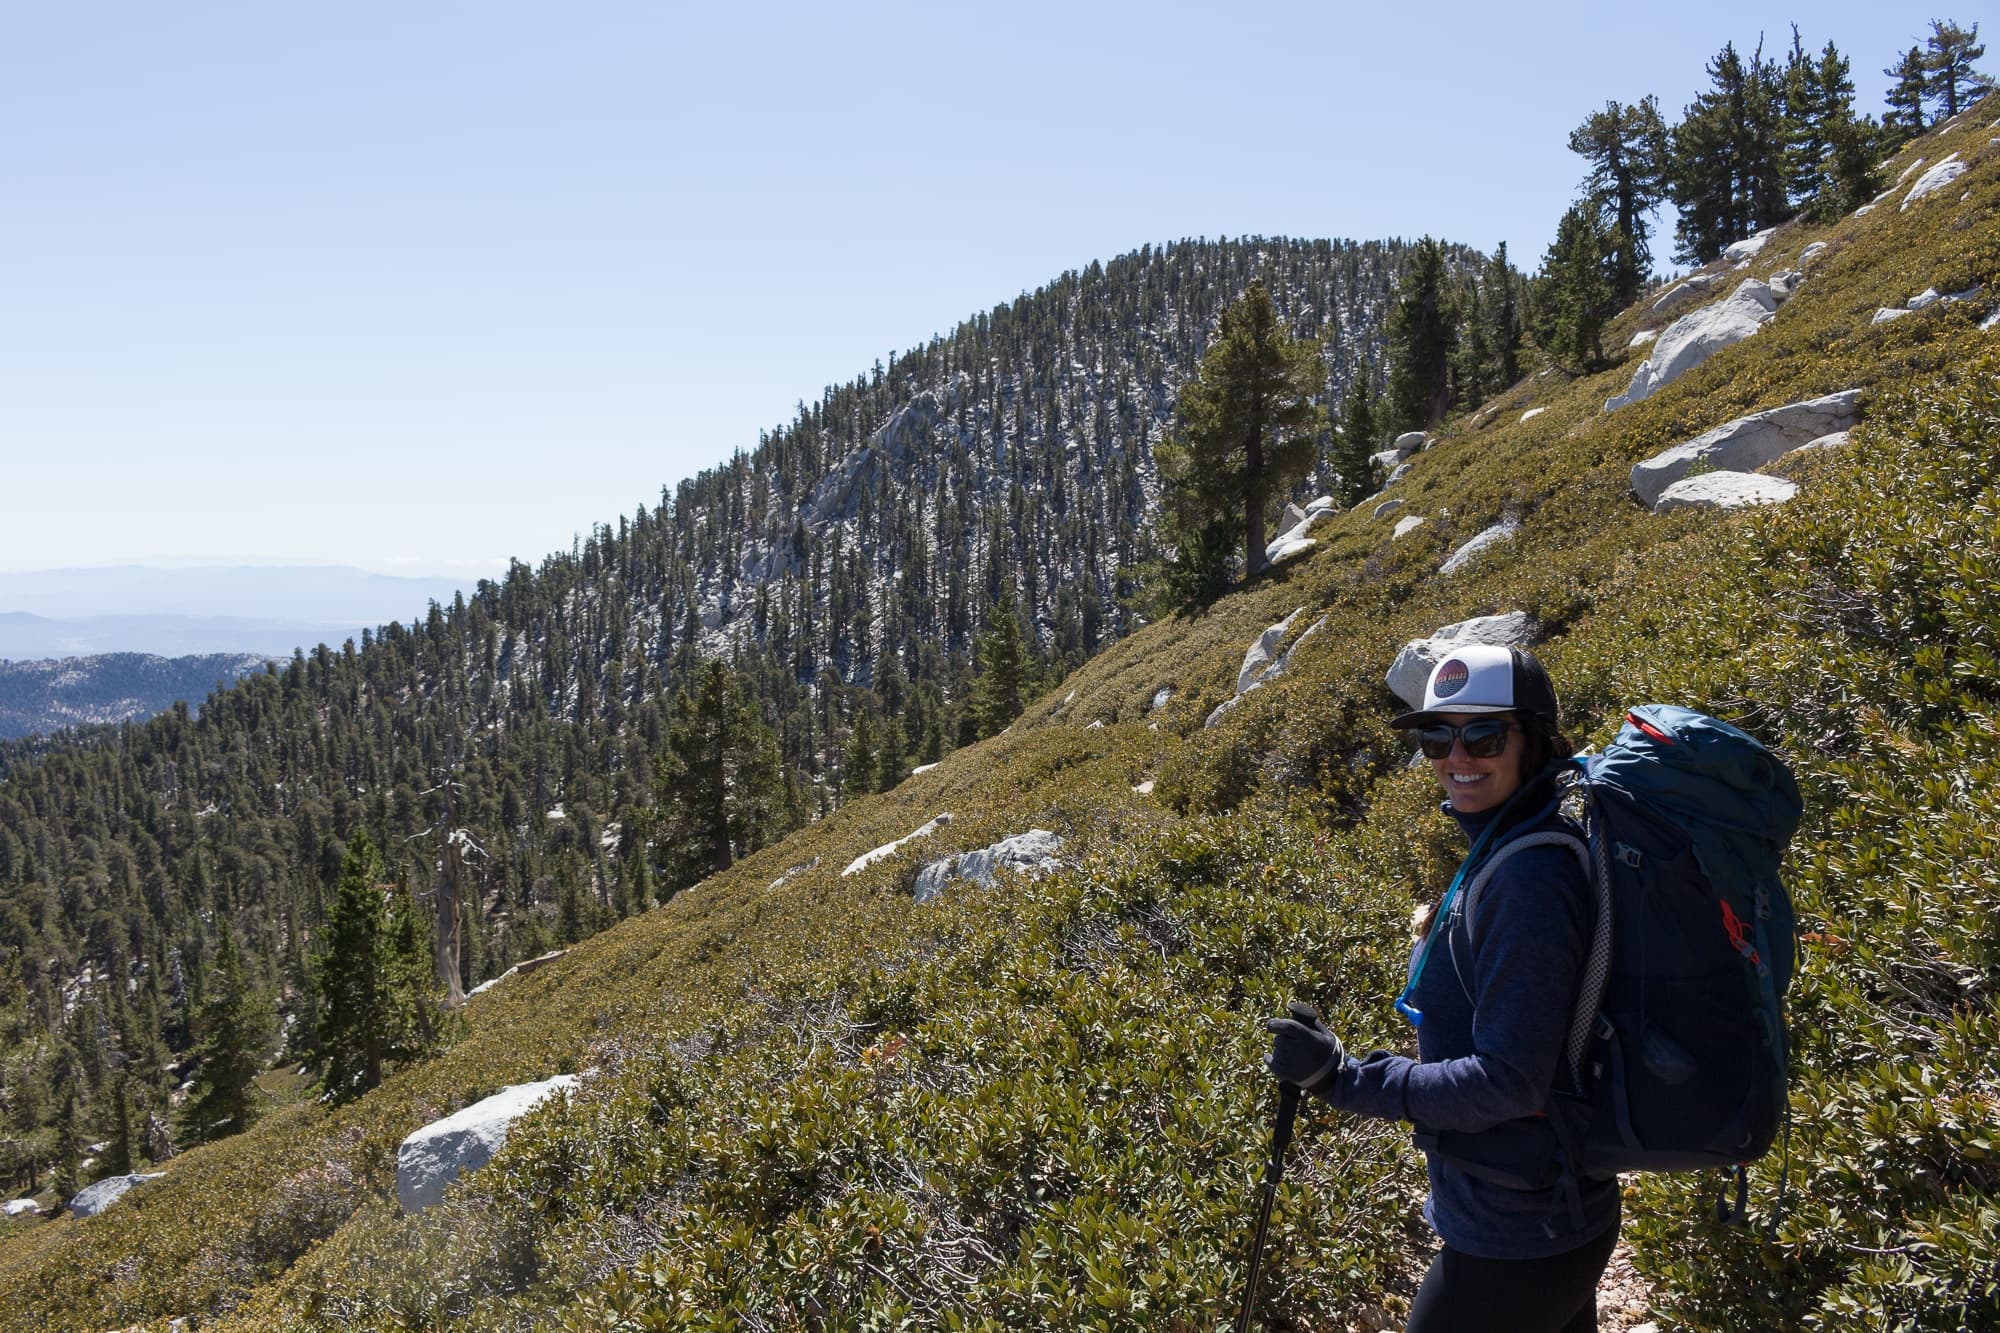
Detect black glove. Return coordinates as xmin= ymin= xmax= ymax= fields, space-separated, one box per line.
xmin=1265 ymin=1001 xmax=1345 ymax=1091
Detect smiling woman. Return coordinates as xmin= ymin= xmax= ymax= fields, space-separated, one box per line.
xmin=1267 ymin=643 xmax=1615 ymax=1331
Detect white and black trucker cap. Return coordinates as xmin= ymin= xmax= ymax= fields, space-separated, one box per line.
xmin=1389 ymin=643 xmax=1560 ymax=729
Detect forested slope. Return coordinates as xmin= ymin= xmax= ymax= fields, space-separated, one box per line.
xmin=1 ymin=102 xmax=1995 ymax=1331
xmin=0 ymin=236 xmax=1497 ymax=1185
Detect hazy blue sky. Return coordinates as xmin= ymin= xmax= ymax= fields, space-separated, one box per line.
xmin=1 ymin=2 xmax=1945 ymax=586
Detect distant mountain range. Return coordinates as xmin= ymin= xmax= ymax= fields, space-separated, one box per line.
xmin=0 ymin=564 xmax=475 ymax=659
xmin=0 ymin=651 xmax=272 ymax=740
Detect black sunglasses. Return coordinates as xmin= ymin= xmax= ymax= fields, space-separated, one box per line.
xmin=1415 ymin=718 xmax=1519 ymax=759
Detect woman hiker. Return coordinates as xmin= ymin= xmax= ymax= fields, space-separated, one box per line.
xmin=1265 ymin=643 xmax=1620 ymax=1332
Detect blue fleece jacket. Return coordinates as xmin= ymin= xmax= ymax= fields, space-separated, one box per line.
xmin=1319 ymin=787 xmax=1620 ymax=1259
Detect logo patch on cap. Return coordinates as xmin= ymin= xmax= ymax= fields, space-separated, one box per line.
xmin=1433 ymin=658 xmax=1470 ymax=699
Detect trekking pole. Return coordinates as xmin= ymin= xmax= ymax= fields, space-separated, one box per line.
xmin=1235 ymin=1080 xmax=1302 ymax=1333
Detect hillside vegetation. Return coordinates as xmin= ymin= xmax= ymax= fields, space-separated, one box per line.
xmin=2 ymin=110 xmax=1998 ymax=1331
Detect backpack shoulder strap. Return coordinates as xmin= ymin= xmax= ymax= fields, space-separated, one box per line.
xmin=1453 ymin=820 xmax=1605 ymax=1092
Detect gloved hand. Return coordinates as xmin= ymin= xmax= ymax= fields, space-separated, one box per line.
xmin=1265 ymin=1001 xmax=1345 ymax=1091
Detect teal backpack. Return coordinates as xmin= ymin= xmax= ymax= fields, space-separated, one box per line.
xmin=1430 ymin=705 xmax=1804 ymax=1218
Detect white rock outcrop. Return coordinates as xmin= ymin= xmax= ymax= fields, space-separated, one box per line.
xmin=1902 ymin=154 xmax=1966 ymax=209
xmin=1150 ymin=687 xmax=1173 ymax=711
xmin=1387 ymin=612 xmax=1539 ymax=709
xmin=1651 ymin=272 xmax=1721 ymax=313
xmin=1872 ymin=307 xmax=1912 ymax=324
xmin=1606 ymin=280 xmax=1782 ymax=411
xmin=1132 ymin=779 xmax=1155 ymax=795
xmin=1372 ymin=498 xmax=1405 ymax=519
xmin=1723 ymin=228 xmax=1774 ymax=263
xmin=1521 ymin=406 xmax=1548 ymax=420
xmin=397 ymin=1077 xmax=579 ymax=1214
xmin=1393 ymin=515 xmax=1425 ymax=539
xmin=1625 ymin=330 xmax=1657 ymax=348
xmin=1206 ymin=612 xmax=1327 ymax=728
xmin=912 ymin=830 xmax=1065 ymax=904
xmin=1983 ymin=308 xmax=2000 ymax=332
xmin=1798 ymin=430 xmax=1850 ymax=452
xmin=842 ymin=815 xmax=952 ymax=877
xmin=1264 ymin=506 xmax=1333 ymax=567
xmin=1630 ymin=390 xmax=1862 ymax=508
xmin=69 ymin=1173 xmax=164 ymax=1219
xmin=1235 ymin=610 xmax=1302 ymax=694
xmin=1393 ymin=431 xmax=1427 ymax=455
xmin=1798 ymin=241 xmax=1828 ymax=266
xmin=1439 ymin=519 xmax=1521 ymax=574
xmin=1382 ymin=462 xmax=1413 ymax=488
xmin=1654 ymin=471 xmax=1799 ymax=512
xmin=4 ymin=1198 xmax=40 ymax=1217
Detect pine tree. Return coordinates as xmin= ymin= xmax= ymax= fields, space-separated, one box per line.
xmin=183 ymin=920 xmax=274 ymax=1142
xmin=1529 ymin=204 xmax=1617 ymax=373
xmin=650 ymin=661 xmax=789 ymax=888
xmin=1384 ymin=239 xmax=1458 ymax=434
xmin=1788 ymin=39 xmax=1879 ymax=220
xmin=968 ymin=602 xmax=1033 ymax=739
xmin=313 ymin=834 xmax=424 ymax=1101
xmin=1923 ymin=20 xmax=1991 ymax=122
xmin=1156 ymin=281 xmax=1324 ymax=581
xmin=1333 ymin=367 xmax=1377 ymax=507
xmin=1670 ymin=41 xmax=1791 ymax=262
xmin=1484 ymin=244 xmax=1522 ymax=389
xmin=1568 ymin=97 xmax=1668 ymax=304
xmin=1882 ymin=45 xmax=1929 ymax=147
xmin=842 ymin=708 xmax=880 ymax=797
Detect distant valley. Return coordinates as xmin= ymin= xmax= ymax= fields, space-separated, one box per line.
xmin=0 ymin=651 xmax=272 ymax=739
xmin=0 ymin=562 xmax=474 ymax=658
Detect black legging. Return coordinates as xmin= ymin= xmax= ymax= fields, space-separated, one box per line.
xmin=1405 ymin=1223 xmax=1620 ymax=1333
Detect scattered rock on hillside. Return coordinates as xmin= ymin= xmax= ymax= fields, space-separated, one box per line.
xmin=1132 ymin=779 xmax=1155 ymax=795
xmin=1439 ymin=518 xmax=1522 ymax=574
xmin=1151 ymin=687 xmax=1173 ymax=711
xmin=1522 ymin=406 xmax=1549 ymax=420
xmin=1798 ymin=241 xmax=1829 ymax=267
xmin=1654 ymin=471 xmax=1799 ymax=512
xmin=1386 ymin=612 xmax=1538 ymax=708
xmin=1902 ymin=154 xmax=1966 ymax=209
xmin=1236 ymin=610 xmax=1302 ymax=694
xmin=467 ymin=948 xmax=569 ymax=998
xmin=1606 ymin=280 xmax=1782 ymax=412
xmin=1373 ymin=498 xmax=1405 ymax=518
xmin=912 ymin=830 xmax=1065 ymax=904
xmin=1393 ymin=430 xmax=1427 ymax=455
xmin=1264 ymin=505 xmax=1333 ymax=566
xmin=398 ymin=1077 xmax=580 ymax=1214
xmin=1650 ymin=271 xmax=1720 ymax=313
xmin=1383 ymin=462 xmax=1413 ymax=488
xmin=1206 ymin=612 xmax=1327 ymax=728
xmin=1983 ymin=308 xmax=2000 ymax=331
xmin=69 ymin=1173 xmax=164 ymax=1219
xmin=1625 ymin=330 xmax=1656 ymax=348
xmin=1723 ymin=228 xmax=1775 ymax=263
xmin=1872 ymin=307 xmax=1912 ymax=324
xmin=4 ymin=1198 xmax=40 ymax=1217
xmin=1797 ymin=430 xmax=1851 ymax=452
xmin=842 ymin=814 xmax=952 ymax=876
xmin=1631 ymin=390 xmax=1862 ymax=508
xmin=1393 ymin=515 xmax=1425 ymax=539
